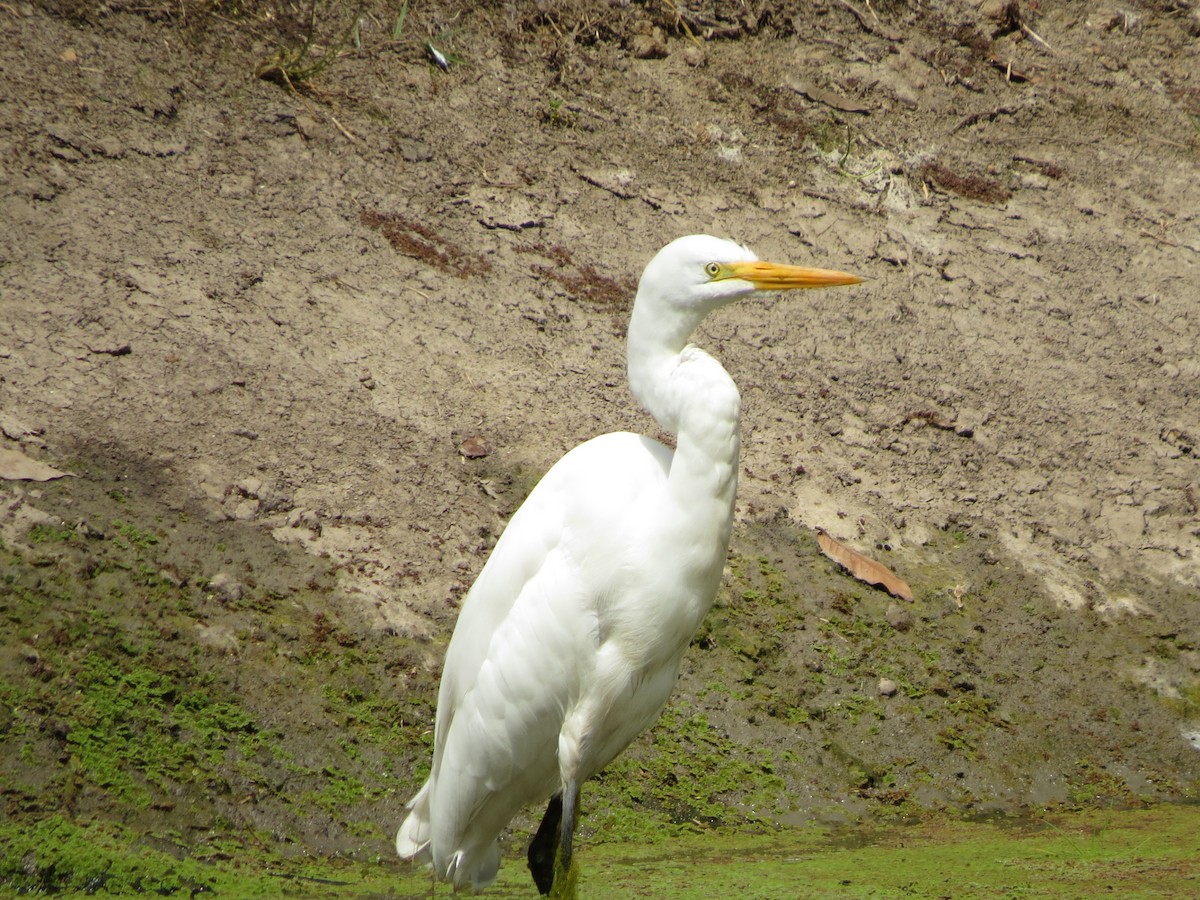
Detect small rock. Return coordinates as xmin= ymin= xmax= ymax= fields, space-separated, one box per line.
xmin=207 ymin=571 xmax=243 ymax=602
xmin=878 ymin=678 xmax=898 ymax=697
xmin=291 ymin=114 xmax=320 ymax=138
xmin=397 ymin=137 xmax=434 ymax=163
xmin=886 ymin=602 xmax=914 ymax=632
xmin=218 ymin=174 xmax=255 ymax=198
xmin=74 ymin=519 xmax=104 ymax=539
xmin=195 ymin=623 xmax=240 ymax=655
xmin=979 ymin=0 xmax=1012 ymax=21
xmin=287 ymin=507 xmax=322 ymax=533
xmin=681 ymin=44 xmax=705 ymax=67
xmin=86 ymin=341 xmax=131 ymax=357
xmin=157 ymin=565 xmax=185 ymax=587
xmin=94 ymin=137 xmax=125 ymax=158
xmin=235 ymin=477 xmax=263 ymax=498
xmin=629 ymin=30 xmax=669 ymax=60
xmin=10 ymin=175 xmax=57 ymax=201
xmin=152 ymin=141 xmax=188 ymax=157
xmin=258 ymin=488 xmax=293 ymax=515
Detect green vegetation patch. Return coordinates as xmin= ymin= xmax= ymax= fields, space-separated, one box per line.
xmin=0 ymin=815 xmax=407 ymax=896
xmin=578 ymin=804 xmax=1200 ymax=899
xmin=0 ymin=475 xmax=437 ymax=871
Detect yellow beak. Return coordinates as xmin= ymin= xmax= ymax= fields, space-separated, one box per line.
xmin=724 ymin=260 xmax=863 ymax=290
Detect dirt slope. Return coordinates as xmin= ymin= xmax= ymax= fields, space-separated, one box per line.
xmin=2 ymin=0 xmax=1199 ymax=866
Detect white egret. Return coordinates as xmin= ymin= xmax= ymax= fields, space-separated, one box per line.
xmin=396 ymin=234 xmax=863 ymax=894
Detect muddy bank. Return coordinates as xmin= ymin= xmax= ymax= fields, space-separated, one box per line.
xmin=2 ymin=0 xmax=1199 ymax=879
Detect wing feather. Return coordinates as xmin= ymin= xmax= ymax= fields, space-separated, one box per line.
xmin=413 ymin=431 xmax=674 ymax=890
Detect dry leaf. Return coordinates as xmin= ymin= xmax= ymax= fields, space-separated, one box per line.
xmin=816 ymin=528 xmax=913 ymax=602
xmin=0 ymin=414 xmax=41 ymax=441
xmin=0 ymin=448 xmax=72 ymax=482
xmin=784 ymin=77 xmax=870 ymax=114
xmin=458 ymin=436 xmax=491 ymax=459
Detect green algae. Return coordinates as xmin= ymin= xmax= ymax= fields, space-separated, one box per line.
xmin=4 ymin=805 xmax=1196 ymax=897
xmin=0 ymin=815 xmax=403 ymax=897
xmin=578 ymin=804 xmax=1200 ymax=898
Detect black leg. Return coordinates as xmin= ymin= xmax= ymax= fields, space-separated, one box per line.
xmin=527 ymin=793 xmax=562 ymax=895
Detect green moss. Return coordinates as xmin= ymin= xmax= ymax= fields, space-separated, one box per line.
xmin=4 ymin=806 xmax=1196 ymax=898
xmin=935 ymin=725 xmax=978 ymax=759
xmin=0 ymin=476 xmax=431 ymax=871
xmin=54 ymin=655 xmax=267 ymax=807
xmin=0 ymin=815 xmax=405 ymax=896
xmin=112 ymin=519 xmax=160 ymax=549
xmin=0 ymin=816 xmax=220 ymax=895
xmin=28 ymin=522 xmax=76 ymax=544
xmin=590 ymin=707 xmax=788 ymax=835
xmin=1166 ymin=681 xmax=1200 ymax=719
xmin=1067 ymin=757 xmax=1134 ymax=806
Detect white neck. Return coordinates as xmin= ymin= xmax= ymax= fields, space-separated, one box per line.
xmin=626 ymin=296 xmax=742 ymax=509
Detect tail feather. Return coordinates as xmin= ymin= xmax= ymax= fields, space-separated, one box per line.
xmin=398 ymin=779 xmax=501 ymax=892
xmin=446 ymin=843 xmax=501 ymax=893
xmin=396 ymin=782 xmax=433 ymax=863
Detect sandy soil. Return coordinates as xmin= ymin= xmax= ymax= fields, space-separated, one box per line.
xmin=2 ymin=0 xmax=1199 ymax=863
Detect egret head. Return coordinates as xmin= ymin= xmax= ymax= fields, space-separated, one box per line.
xmin=636 ymin=234 xmax=863 ymax=323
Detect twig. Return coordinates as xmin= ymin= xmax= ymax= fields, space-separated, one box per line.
xmin=952 ymin=105 xmax=1018 ymax=134
xmin=1020 ymin=21 xmax=1053 ymax=53
xmin=834 ymin=0 xmax=903 ymax=41
xmin=1139 ymin=230 xmax=1200 ymax=255
xmin=326 ymin=110 xmax=357 ymax=143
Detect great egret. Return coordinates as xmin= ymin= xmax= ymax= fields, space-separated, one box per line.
xmin=396 ymin=234 xmax=863 ymax=894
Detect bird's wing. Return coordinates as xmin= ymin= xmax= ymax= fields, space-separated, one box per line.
xmin=433 ymin=431 xmax=671 ymax=745
xmin=431 ymin=545 xmax=588 ymax=842
xmin=425 ymin=432 xmax=672 ymax=850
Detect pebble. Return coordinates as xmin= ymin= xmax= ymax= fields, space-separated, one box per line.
xmin=886 ymin=602 xmax=913 ymax=632
xmin=94 ymin=137 xmax=125 ymax=158
xmin=235 ymin=477 xmax=263 ymax=498
xmin=681 ymin=44 xmax=705 ymax=67
xmin=207 ymin=571 xmax=243 ymax=602
xmin=629 ymin=31 xmax=669 ymax=60
xmin=287 ymin=508 xmax=321 ymax=533
xmin=878 ymin=678 xmax=898 ymax=697
xmin=195 ymin=623 xmax=240 ymax=655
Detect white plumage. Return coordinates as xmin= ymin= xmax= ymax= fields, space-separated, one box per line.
xmin=397 ymin=235 xmax=862 ymax=893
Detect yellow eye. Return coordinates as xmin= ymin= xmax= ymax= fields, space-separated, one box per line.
xmin=704 ymin=262 xmax=722 ymax=278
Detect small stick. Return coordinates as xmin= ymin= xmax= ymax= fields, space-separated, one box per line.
xmin=1139 ymin=230 xmax=1200 ymax=254
xmin=326 ymin=110 xmax=357 ymax=143
xmin=1020 ymin=21 xmax=1053 ymax=53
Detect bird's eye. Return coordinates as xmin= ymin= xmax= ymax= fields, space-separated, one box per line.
xmin=704 ymin=262 xmax=722 ymax=278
